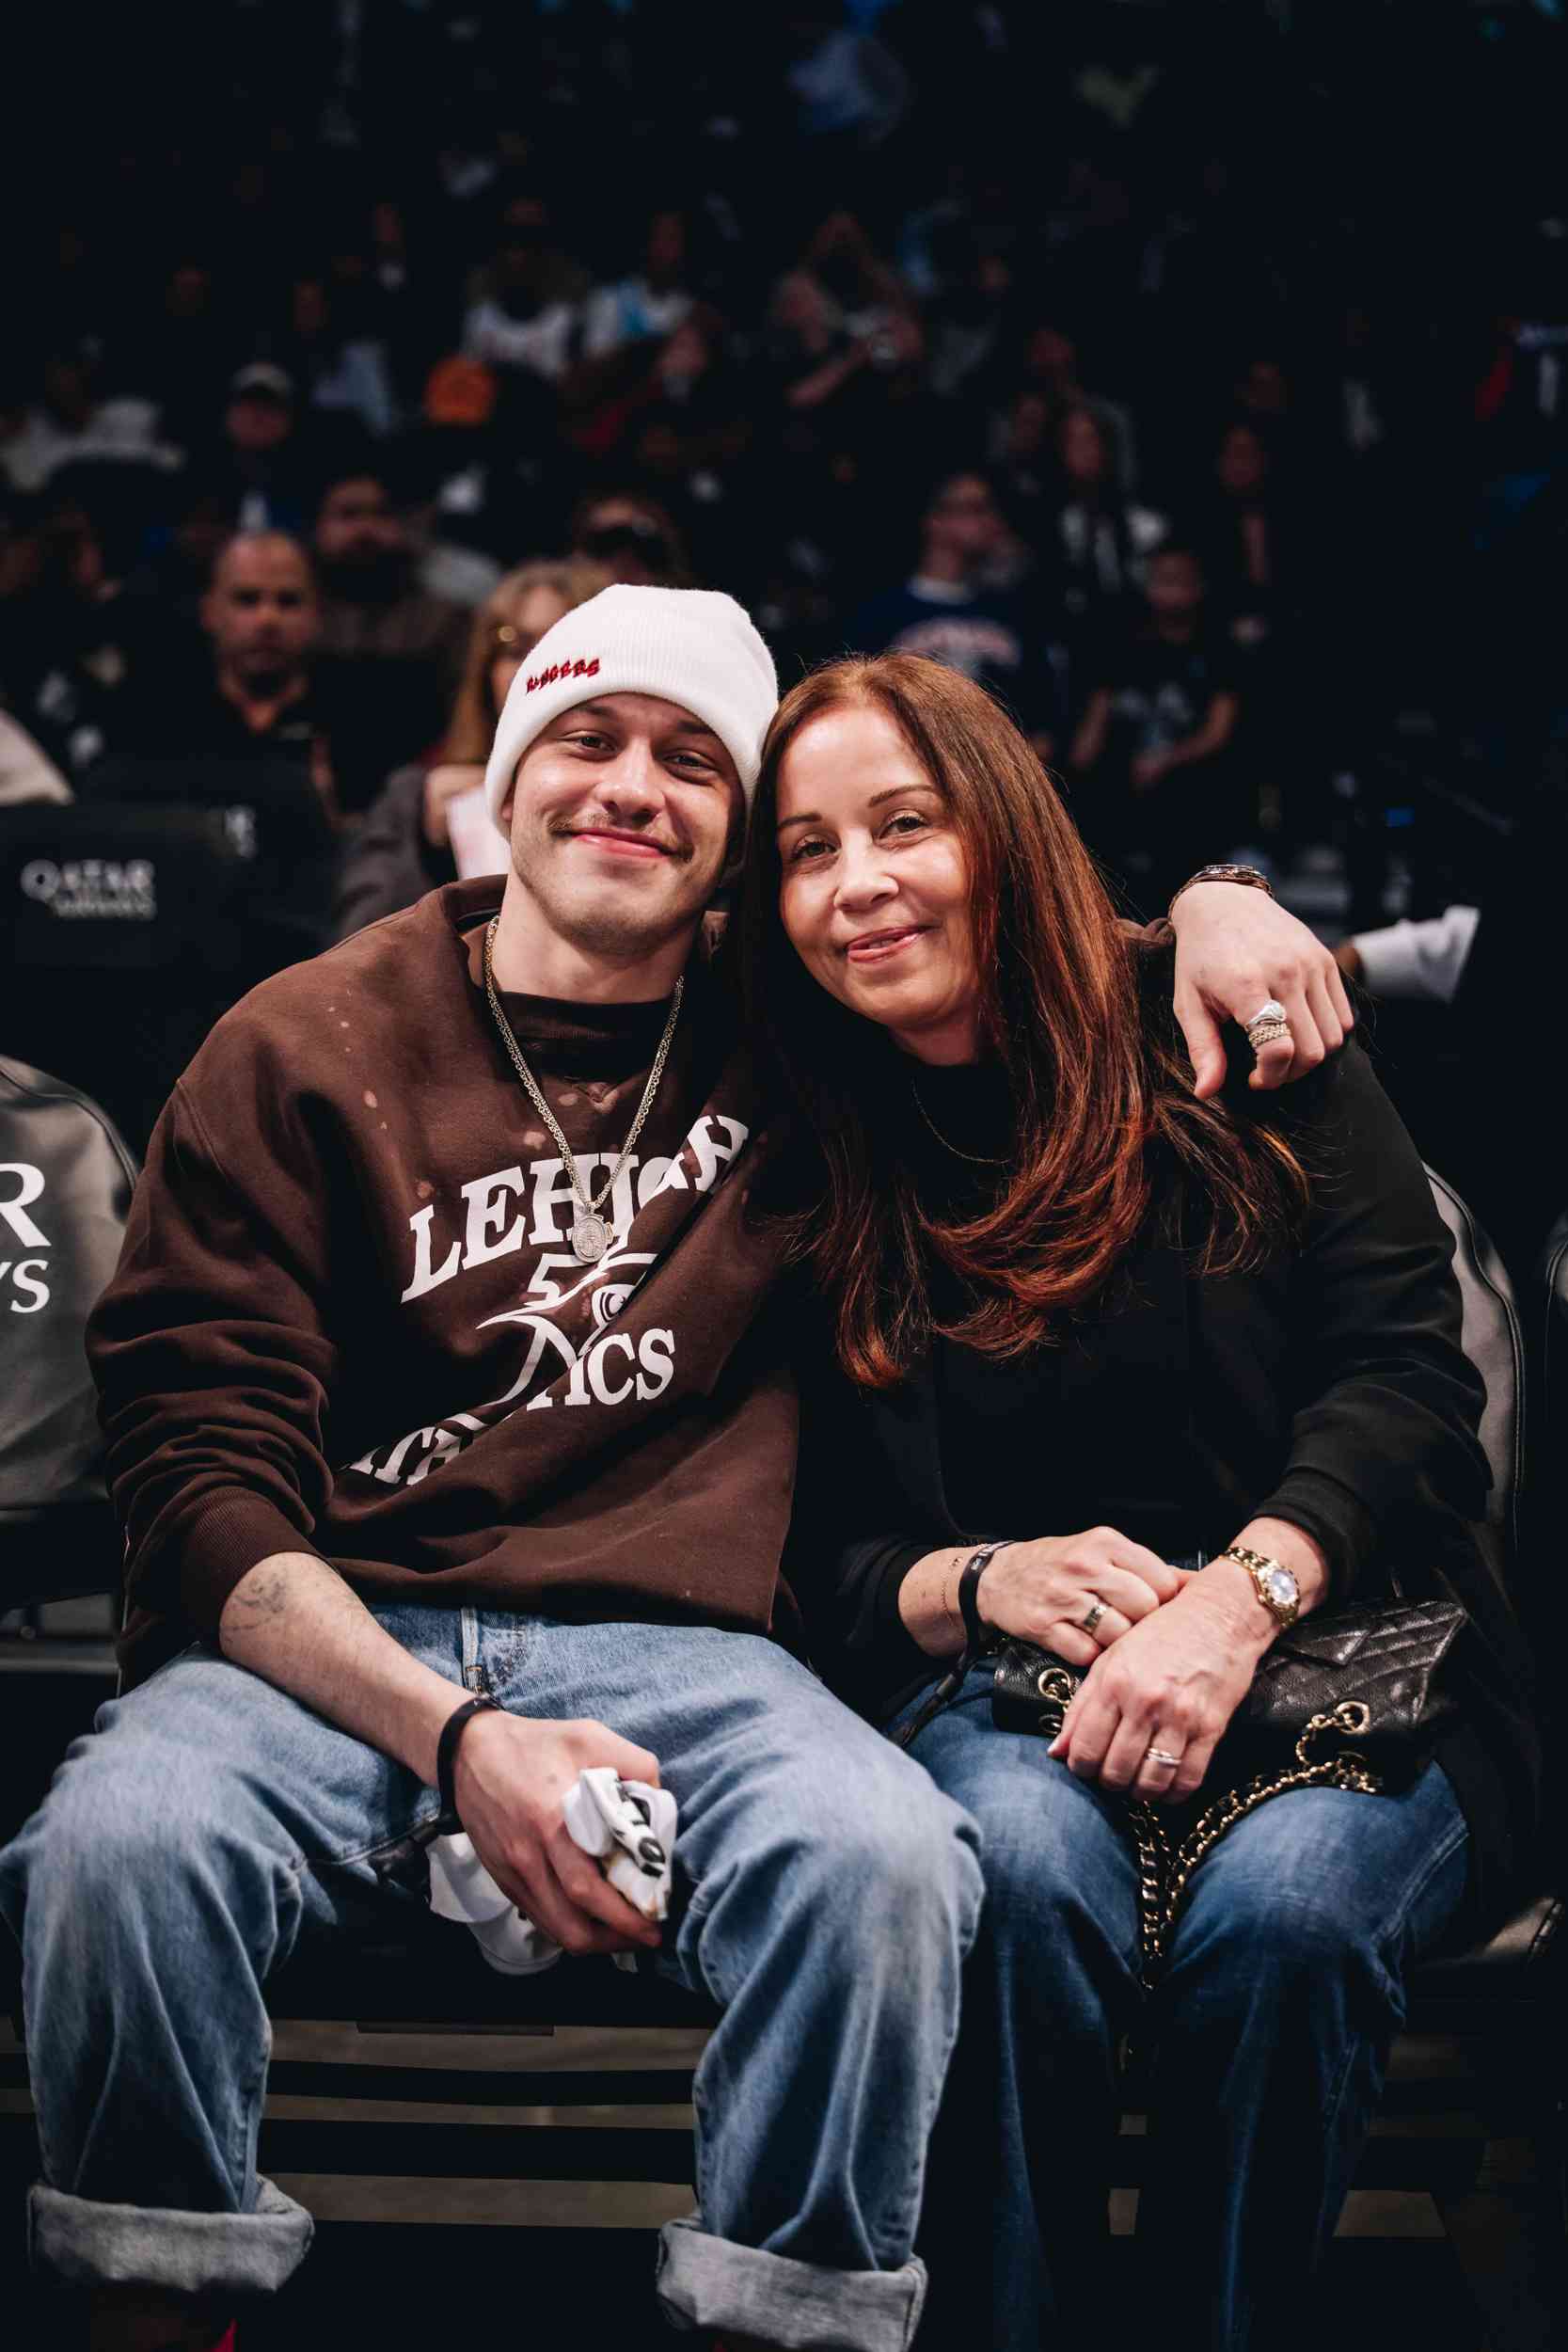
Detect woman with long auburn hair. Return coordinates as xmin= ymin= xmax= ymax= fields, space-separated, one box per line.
xmin=737 ymin=653 xmax=1538 ymax=2351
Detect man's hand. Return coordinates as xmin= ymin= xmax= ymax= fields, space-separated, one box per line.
xmin=1167 ymin=882 xmax=1354 ymax=1097
xmin=452 ymin=1711 xmax=666 ymax=1957
xmin=1047 ymin=1575 xmax=1270 ymax=1804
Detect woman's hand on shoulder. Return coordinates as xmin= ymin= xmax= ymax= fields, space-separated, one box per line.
xmin=981 ymin=1527 xmax=1184 ymax=1666
xmin=1165 ymin=882 xmax=1354 ymax=1099
xmin=1047 ymin=1573 xmax=1272 ymax=1804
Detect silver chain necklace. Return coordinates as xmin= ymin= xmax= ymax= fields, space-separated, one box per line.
xmin=483 ymin=915 xmax=684 ymax=1263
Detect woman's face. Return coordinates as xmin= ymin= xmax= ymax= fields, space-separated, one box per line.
xmin=490 ymin=584 xmax=571 ymax=709
xmin=1060 ymin=408 xmax=1105 ymax=485
xmin=1218 ymin=424 xmax=1265 ymax=496
xmin=775 ymin=702 xmax=981 ymax=1066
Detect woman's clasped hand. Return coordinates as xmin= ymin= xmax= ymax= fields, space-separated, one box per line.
xmin=977 ymin=1525 xmax=1182 ymax=1664
xmin=980 ymin=1531 xmax=1267 ymax=1802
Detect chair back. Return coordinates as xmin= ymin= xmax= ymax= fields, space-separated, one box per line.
xmin=1425 ymin=1166 xmax=1525 ymax=1581
xmin=0 ymin=1058 xmax=135 ymax=1608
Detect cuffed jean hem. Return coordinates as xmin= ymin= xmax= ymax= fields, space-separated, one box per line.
xmin=657 ymin=2214 xmax=927 ymax=2351
xmin=27 ymin=2177 xmax=314 ymax=2296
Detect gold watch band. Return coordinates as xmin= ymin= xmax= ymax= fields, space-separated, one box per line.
xmin=1218 ymin=1543 xmax=1300 ymax=1629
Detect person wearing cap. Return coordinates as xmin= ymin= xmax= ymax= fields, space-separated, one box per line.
xmin=0 ymin=582 xmax=1348 ymax=2352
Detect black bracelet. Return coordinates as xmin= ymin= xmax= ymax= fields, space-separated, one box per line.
xmin=958 ymin=1541 xmax=1012 ymax=1651
xmin=892 ymin=1540 xmax=1014 ymax=1756
xmin=436 ymin=1692 xmax=502 ymax=1822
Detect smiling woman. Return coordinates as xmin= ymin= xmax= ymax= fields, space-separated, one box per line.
xmin=742 ymin=652 xmax=1307 ymax=1388
xmin=735 ymin=651 xmax=1535 ymax=2352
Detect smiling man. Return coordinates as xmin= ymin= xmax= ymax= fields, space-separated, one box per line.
xmin=0 ymin=584 xmax=1352 ymax=2352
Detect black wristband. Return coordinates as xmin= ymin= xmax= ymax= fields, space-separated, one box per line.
xmin=436 ymin=1692 xmax=502 ymax=1822
xmin=958 ymin=1541 xmax=1011 ymax=1651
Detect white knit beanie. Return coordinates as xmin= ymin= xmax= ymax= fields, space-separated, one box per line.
xmin=483 ymin=583 xmax=779 ymax=826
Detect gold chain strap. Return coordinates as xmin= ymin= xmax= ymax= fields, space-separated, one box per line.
xmin=1124 ymin=1704 xmax=1383 ymax=1993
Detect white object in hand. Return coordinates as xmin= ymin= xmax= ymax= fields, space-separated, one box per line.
xmin=427 ymin=1769 xmax=676 ymax=1977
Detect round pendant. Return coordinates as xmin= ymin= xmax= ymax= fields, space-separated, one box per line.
xmin=572 ymin=1214 xmax=610 ymax=1264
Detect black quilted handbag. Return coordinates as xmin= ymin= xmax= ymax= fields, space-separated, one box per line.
xmin=988 ymin=1597 xmax=1467 ymax=1985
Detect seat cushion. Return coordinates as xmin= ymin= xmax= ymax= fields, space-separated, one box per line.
xmin=1408 ymin=1889 xmax=1561 ymax=2002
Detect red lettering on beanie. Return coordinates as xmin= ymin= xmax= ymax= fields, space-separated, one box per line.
xmin=524 ymin=653 xmax=599 ymax=692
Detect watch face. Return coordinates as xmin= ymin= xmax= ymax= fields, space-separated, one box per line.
xmin=1262 ymin=1565 xmax=1298 ymax=1611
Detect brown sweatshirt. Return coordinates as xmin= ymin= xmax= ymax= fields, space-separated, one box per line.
xmin=90 ymin=879 xmax=798 ymax=1689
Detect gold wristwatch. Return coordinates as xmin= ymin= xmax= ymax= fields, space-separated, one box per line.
xmin=1218 ymin=1544 xmax=1300 ymax=1630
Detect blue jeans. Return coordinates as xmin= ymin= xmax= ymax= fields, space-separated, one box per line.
xmin=895 ymin=1662 xmax=1470 ymax=2352
xmin=0 ymin=1604 xmax=983 ymax=2351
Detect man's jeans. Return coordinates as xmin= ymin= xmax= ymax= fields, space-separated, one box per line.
xmin=0 ymin=1604 xmax=982 ymax=2351
xmin=896 ymin=1662 xmax=1470 ymax=2352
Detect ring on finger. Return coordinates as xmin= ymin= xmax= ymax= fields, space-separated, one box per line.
xmin=1144 ymin=1744 xmax=1182 ymax=1769
xmin=1079 ymin=1599 xmax=1106 ymax=1635
xmin=1245 ymin=1015 xmax=1291 ymax=1051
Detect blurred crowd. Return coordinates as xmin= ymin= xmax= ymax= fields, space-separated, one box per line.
xmin=4 ymin=1 xmax=1566 ymax=1198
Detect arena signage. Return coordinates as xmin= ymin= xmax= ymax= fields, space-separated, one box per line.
xmin=18 ymin=858 xmax=157 ymax=920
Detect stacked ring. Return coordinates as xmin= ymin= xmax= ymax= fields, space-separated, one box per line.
xmin=1244 ymin=998 xmax=1291 ymax=1052
xmin=1145 ymin=1746 xmax=1182 ymax=1769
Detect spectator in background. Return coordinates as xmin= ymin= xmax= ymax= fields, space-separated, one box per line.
xmin=1048 ymin=402 xmax=1167 ymax=648
xmin=461 ymin=189 xmax=582 ymax=390
xmin=569 ymin=488 xmax=692 ymax=587
xmin=1010 ymin=322 xmax=1138 ymax=492
xmin=853 ymin=468 xmax=1065 ymax=759
xmin=1070 ymin=543 xmax=1242 ymax=912
xmin=109 ymin=254 xmax=236 ymax=453
xmin=581 ymin=208 xmax=695 ymax=363
xmin=190 ymin=364 xmax=320 ymax=537
xmin=0 ymin=341 xmax=169 ymax=495
xmin=277 ymin=271 xmax=398 ymax=441
xmin=107 ymin=532 xmax=331 ymax=780
xmin=334 ymin=555 xmax=607 ymax=939
xmin=313 ymin=464 xmax=466 ymax=667
xmin=0 ymin=477 xmax=165 ymax=783
xmin=1188 ymin=419 xmax=1290 ymax=649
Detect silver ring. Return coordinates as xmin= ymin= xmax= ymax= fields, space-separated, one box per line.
xmin=1246 ymin=999 xmax=1288 ymax=1030
xmin=1079 ymin=1599 xmax=1106 ymax=1635
xmin=1145 ymin=1746 xmax=1182 ymax=1769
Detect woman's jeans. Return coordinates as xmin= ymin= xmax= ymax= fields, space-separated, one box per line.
xmin=896 ymin=1662 xmax=1470 ymax=2352
xmin=0 ymin=1602 xmax=982 ymax=2352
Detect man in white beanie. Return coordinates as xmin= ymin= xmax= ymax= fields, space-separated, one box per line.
xmin=3 ymin=580 xmax=1351 ymax=2351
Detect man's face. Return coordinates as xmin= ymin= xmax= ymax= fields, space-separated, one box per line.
xmin=1146 ymin=550 xmax=1202 ymax=623
xmin=315 ymin=478 xmax=407 ymax=573
xmin=202 ymin=539 xmax=319 ymax=680
xmin=225 ymin=390 xmax=293 ymax=455
xmin=925 ymin=475 xmax=1002 ymax=567
xmin=499 ymin=692 xmax=742 ymax=965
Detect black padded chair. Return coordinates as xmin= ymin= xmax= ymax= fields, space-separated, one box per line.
xmin=0 ymin=798 xmax=250 ymax=1153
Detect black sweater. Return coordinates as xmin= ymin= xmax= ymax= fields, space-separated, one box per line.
xmin=788 ymin=1032 xmax=1542 ymax=1931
